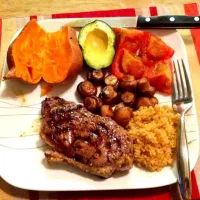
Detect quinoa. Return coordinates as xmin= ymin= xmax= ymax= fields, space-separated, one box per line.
xmin=127 ymin=105 xmax=180 ymax=171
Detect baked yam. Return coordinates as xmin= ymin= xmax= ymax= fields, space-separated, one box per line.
xmin=5 ymin=19 xmax=83 ymax=84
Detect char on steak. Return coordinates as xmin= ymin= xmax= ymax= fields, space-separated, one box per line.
xmin=40 ymin=97 xmax=134 ymax=178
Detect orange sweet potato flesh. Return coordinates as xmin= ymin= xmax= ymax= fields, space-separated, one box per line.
xmin=5 ymin=19 xmax=83 ymax=84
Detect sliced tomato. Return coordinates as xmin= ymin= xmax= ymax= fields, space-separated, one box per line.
xmin=144 ymin=61 xmax=172 ymax=94
xmin=146 ymin=35 xmax=174 ymax=61
xmin=111 ymin=48 xmax=125 ymax=79
xmin=138 ymin=32 xmax=151 ymax=57
xmin=121 ymin=49 xmax=145 ymax=79
xmin=111 ymin=28 xmax=174 ymax=95
xmin=122 ymin=37 xmax=141 ymax=54
xmin=141 ymin=54 xmax=155 ymax=68
xmin=115 ymin=29 xmax=148 ymax=52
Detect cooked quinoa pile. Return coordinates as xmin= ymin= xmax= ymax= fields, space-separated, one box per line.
xmin=127 ymin=105 xmax=180 ymax=171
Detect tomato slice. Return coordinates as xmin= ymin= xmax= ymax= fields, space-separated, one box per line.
xmin=121 ymin=50 xmax=145 ymax=79
xmin=122 ymin=37 xmax=141 ymax=54
xmin=144 ymin=61 xmax=172 ymax=94
xmin=111 ymin=28 xmax=174 ymax=95
xmin=146 ymin=35 xmax=174 ymax=61
xmin=115 ymin=29 xmax=148 ymax=52
xmin=111 ymin=48 xmax=125 ymax=79
xmin=141 ymin=54 xmax=155 ymax=68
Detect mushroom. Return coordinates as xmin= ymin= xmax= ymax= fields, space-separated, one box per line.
xmin=104 ymin=75 xmax=119 ymax=90
xmin=83 ymin=96 xmax=102 ymax=112
xmin=102 ymin=86 xmax=116 ymax=99
xmin=100 ymin=86 xmax=120 ymax=105
xmin=114 ymin=102 xmax=125 ymax=112
xmin=137 ymin=77 xmax=156 ymax=97
xmin=113 ymin=106 xmax=133 ymax=127
xmin=119 ymin=75 xmax=137 ymax=91
xmin=135 ymin=97 xmax=154 ymax=109
xmin=77 ymin=81 xmax=97 ymax=97
xmin=87 ymin=70 xmax=104 ymax=84
xmin=100 ymin=105 xmax=113 ymax=118
xmin=121 ymin=91 xmax=135 ymax=106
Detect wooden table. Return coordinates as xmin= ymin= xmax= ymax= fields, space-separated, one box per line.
xmin=0 ymin=0 xmax=197 ymax=18
xmin=0 ymin=0 xmax=199 ymax=199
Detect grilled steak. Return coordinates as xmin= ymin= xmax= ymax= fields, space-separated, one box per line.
xmin=40 ymin=97 xmax=134 ymax=178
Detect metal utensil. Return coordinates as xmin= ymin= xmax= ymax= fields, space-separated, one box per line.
xmin=172 ymin=59 xmax=193 ymax=200
xmin=66 ymin=15 xmax=200 ymax=28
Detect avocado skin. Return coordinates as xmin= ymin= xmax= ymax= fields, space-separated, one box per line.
xmin=78 ymin=20 xmax=116 ymax=70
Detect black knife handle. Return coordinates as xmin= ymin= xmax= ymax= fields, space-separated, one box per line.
xmin=137 ymin=15 xmax=200 ymax=29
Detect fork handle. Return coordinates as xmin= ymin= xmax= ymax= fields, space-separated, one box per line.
xmin=177 ymin=113 xmax=192 ymax=200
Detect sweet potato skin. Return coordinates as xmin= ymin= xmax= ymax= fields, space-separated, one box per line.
xmin=5 ymin=47 xmax=17 ymax=80
xmin=5 ymin=19 xmax=83 ymax=84
xmin=7 ymin=42 xmax=14 ymax=71
xmin=67 ymin=26 xmax=83 ymax=80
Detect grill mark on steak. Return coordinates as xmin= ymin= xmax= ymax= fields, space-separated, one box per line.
xmin=40 ymin=97 xmax=134 ymax=178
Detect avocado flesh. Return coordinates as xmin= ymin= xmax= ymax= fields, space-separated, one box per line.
xmin=79 ymin=20 xmax=115 ymax=69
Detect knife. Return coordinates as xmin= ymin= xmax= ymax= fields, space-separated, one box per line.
xmin=66 ymin=15 xmax=200 ymax=29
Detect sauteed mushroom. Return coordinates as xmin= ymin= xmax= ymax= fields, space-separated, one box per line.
xmin=104 ymin=75 xmax=119 ymax=90
xmin=100 ymin=105 xmax=113 ymax=118
xmin=121 ymin=91 xmax=135 ymax=106
xmin=137 ymin=77 xmax=156 ymax=97
xmin=83 ymin=96 xmax=102 ymax=112
xmin=77 ymin=81 xmax=97 ymax=97
xmin=113 ymin=107 xmax=133 ymax=127
xmin=119 ymin=75 xmax=137 ymax=91
xmin=87 ymin=70 xmax=104 ymax=84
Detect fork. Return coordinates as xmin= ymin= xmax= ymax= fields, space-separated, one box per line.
xmin=172 ymin=59 xmax=193 ymax=200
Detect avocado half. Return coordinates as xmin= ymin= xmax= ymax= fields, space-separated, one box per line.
xmin=78 ymin=20 xmax=115 ymax=70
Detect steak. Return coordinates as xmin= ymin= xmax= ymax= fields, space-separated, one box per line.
xmin=40 ymin=97 xmax=134 ymax=178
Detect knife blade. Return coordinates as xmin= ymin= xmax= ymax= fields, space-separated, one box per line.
xmin=66 ymin=15 xmax=200 ymax=29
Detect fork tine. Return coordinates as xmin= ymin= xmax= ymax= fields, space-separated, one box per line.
xmin=181 ymin=59 xmax=192 ymax=100
xmin=179 ymin=59 xmax=187 ymax=99
xmin=177 ymin=60 xmax=184 ymax=100
xmin=172 ymin=61 xmax=178 ymax=102
xmin=172 ymin=59 xmax=193 ymax=103
xmin=173 ymin=60 xmax=183 ymax=102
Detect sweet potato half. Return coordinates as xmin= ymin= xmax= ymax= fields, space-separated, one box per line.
xmin=5 ymin=19 xmax=83 ymax=84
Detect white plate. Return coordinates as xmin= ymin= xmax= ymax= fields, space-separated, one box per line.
xmin=0 ymin=18 xmax=199 ymax=191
